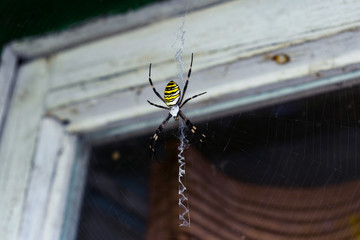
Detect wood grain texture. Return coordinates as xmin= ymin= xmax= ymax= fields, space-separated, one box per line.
xmin=17 ymin=126 xmax=83 ymax=240
xmin=0 ymin=46 xmax=17 ymax=141
xmin=1 ymin=1 xmax=360 ymax=239
xmin=51 ymin=29 xmax=360 ymax=141
xmin=147 ymin=143 xmax=360 ymax=240
xmin=0 ymin=59 xmax=48 ymax=240
xmin=45 ymin=0 xmax=360 ymax=110
xmin=41 ymin=134 xmax=78 ymax=240
xmin=60 ymin=139 xmax=90 ymax=240
xmin=19 ymin=118 xmax=65 ymax=240
xmin=10 ymin=0 xmax=227 ymax=60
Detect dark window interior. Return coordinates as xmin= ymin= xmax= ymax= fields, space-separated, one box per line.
xmin=77 ymin=83 xmax=360 ymax=239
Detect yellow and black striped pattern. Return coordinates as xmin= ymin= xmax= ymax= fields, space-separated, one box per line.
xmin=164 ymin=81 xmax=181 ymax=106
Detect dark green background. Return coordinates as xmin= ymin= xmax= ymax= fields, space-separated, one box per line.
xmin=0 ymin=0 xmax=157 ymax=54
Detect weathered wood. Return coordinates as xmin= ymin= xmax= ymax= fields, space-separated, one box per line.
xmin=41 ymin=134 xmax=79 ymax=240
xmin=0 ymin=59 xmax=48 ymax=240
xmin=51 ymin=29 xmax=360 ymax=142
xmin=0 ymin=46 xmax=17 ymax=141
xmin=10 ymin=0 xmax=227 ymax=60
xmin=0 ymin=58 xmax=87 ymax=240
xmin=60 ymin=139 xmax=90 ymax=240
xmin=19 ymin=118 xmax=65 ymax=240
xmin=1 ymin=1 xmax=360 ymax=239
xmin=45 ymin=0 xmax=360 ymax=110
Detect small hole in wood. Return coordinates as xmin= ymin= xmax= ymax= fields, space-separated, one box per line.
xmin=272 ymin=53 xmax=290 ymax=64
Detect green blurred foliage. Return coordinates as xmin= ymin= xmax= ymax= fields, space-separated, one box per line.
xmin=0 ymin=0 xmax=156 ymax=53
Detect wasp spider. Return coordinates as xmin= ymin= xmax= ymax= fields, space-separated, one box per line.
xmin=147 ymin=53 xmax=207 ymax=161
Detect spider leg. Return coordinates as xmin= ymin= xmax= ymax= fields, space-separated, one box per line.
xmin=178 ymin=110 xmax=206 ymax=143
xmin=147 ymin=100 xmax=169 ymax=110
xmin=180 ymin=92 xmax=207 ymax=108
xmin=149 ymin=113 xmax=172 ymax=162
xmin=149 ymin=63 xmax=166 ymax=104
xmin=179 ymin=53 xmax=193 ymax=105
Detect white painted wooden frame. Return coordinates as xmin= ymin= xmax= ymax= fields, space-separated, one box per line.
xmin=1 ymin=0 xmax=360 ymax=239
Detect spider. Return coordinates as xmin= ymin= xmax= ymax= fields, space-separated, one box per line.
xmin=147 ymin=53 xmax=207 ymax=161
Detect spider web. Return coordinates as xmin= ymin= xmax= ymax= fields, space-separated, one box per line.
xmin=76 ymin=78 xmax=360 ymax=240
xmin=172 ymin=9 xmax=192 ymax=228
xmin=76 ymin=83 xmax=360 ymax=240
xmin=177 ymin=120 xmax=190 ymax=227
xmin=75 ymin=8 xmax=360 ymax=240
xmin=203 ymin=89 xmax=360 ymax=187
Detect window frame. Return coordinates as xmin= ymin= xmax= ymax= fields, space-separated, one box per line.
xmin=1 ymin=1 xmax=360 ymax=239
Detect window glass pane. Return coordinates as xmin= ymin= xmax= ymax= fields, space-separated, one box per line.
xmin=77 ymin=83 xmax=360 ymax=240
